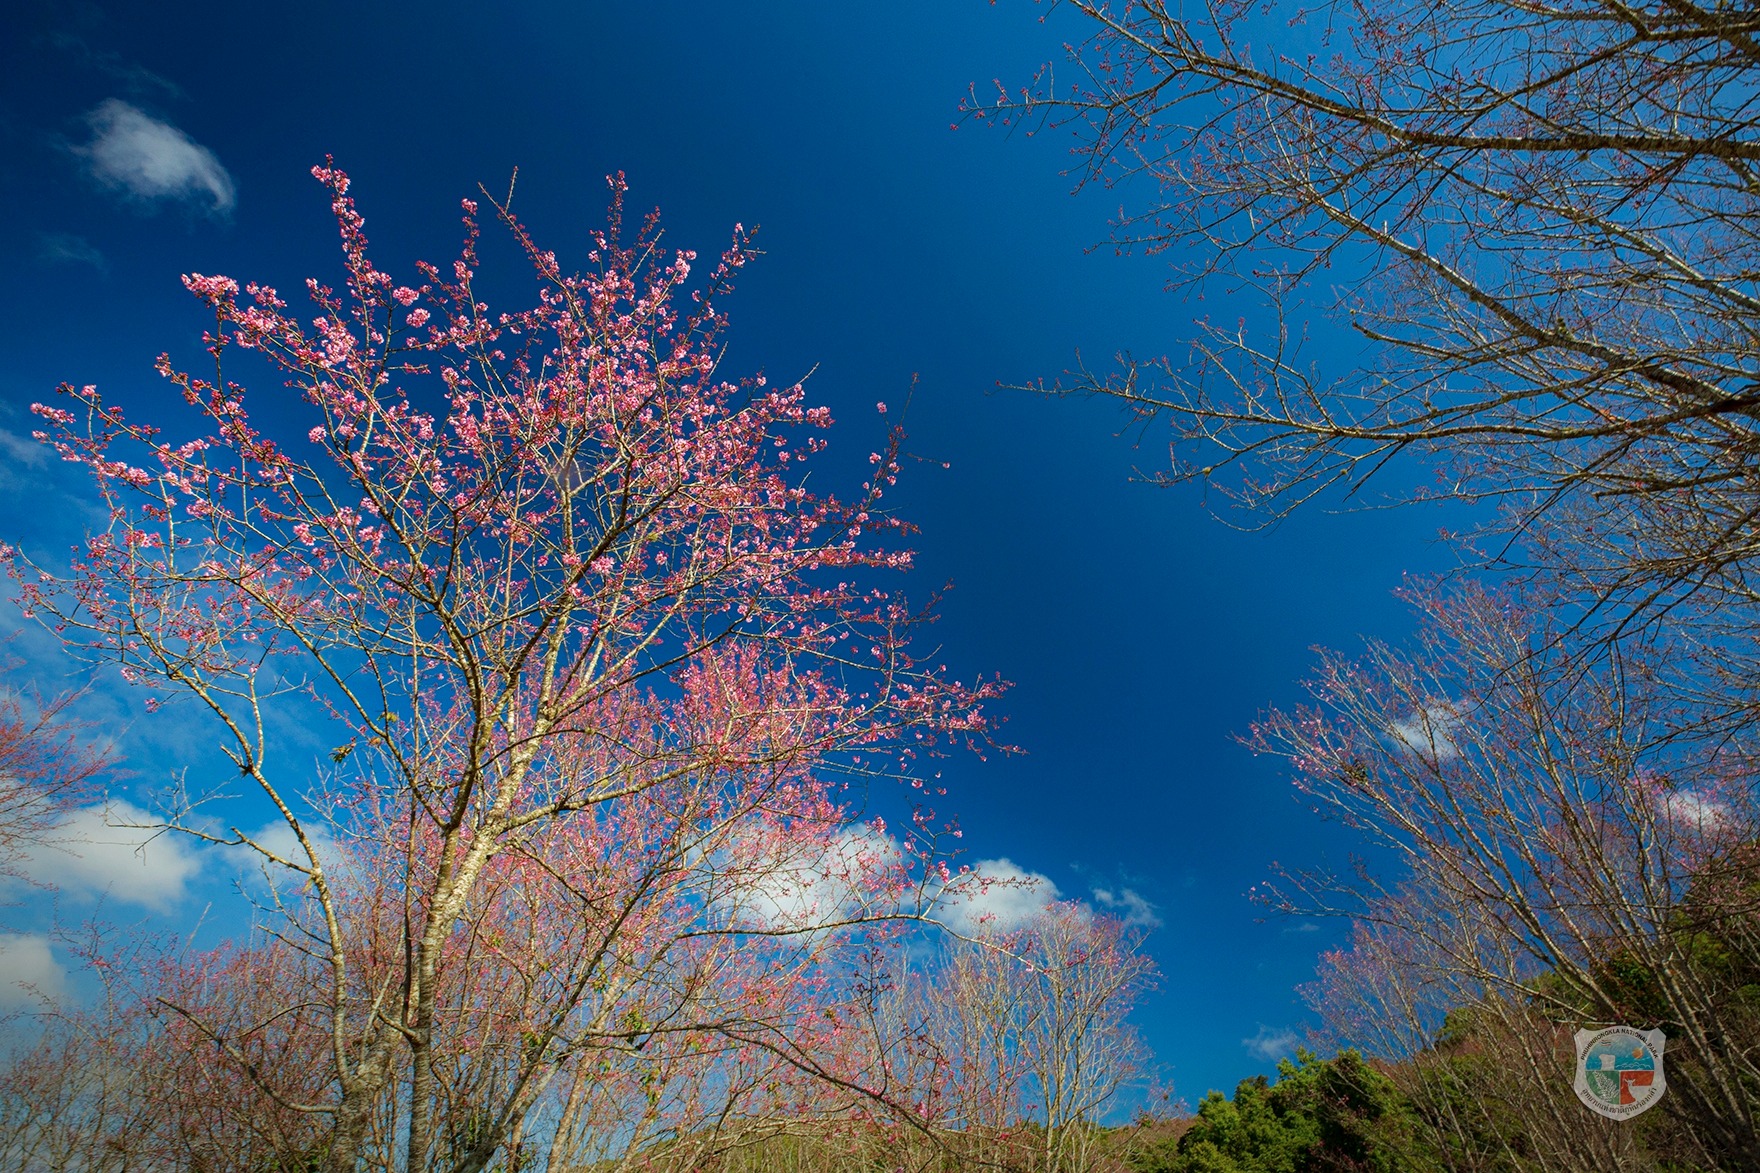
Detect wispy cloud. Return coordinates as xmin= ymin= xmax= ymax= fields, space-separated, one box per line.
xmin=1242 ymin=1024 xmax=1300 ymax=1061
xmin=42 ymin=32 xmax=185 ymax=100
xmin=72 ymin=100 xmax=235 ymax=216
xmin=16 ymin=800 xmax=201 ymax=913
xmin=0 ymin=933 xmax=67 ymax=1009
xmin=1092 ymin=885 xmax=1162 ymax=929
xmin=0 ymin=429 xmax=48 ymax=470
xmin=36 ymin=232 xmax=108 ymax=273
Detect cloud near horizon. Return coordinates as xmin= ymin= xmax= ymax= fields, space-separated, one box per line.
xmin=1242 ymin=1024 xmax=1301 ymax=1061
xmin=73 ymin=100 xmax=235 ymax=215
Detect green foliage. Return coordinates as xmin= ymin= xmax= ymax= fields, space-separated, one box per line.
xmin=1132 ymin=1051 xmax=1423 ymax=1173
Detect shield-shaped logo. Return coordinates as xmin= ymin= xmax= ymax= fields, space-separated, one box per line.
xmin=1574 ymin=1025 xmax=1666 ymax=1119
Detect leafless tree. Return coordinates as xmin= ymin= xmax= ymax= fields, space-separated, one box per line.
xmin=1259 ymin=581 xmax=1760 ymax=1170
xmin=925 ymin=905 xmax=1157 ymax=1173
xmin=1305 ymin=891 xmax=1660 ymax=1173
xmin=985 ymin=6 xmax=1760 ymax=1163
xmin=983 ymin=0 xmax=1760 ymax=658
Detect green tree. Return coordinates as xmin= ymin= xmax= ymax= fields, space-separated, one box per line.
xmin=1134 ymin=1051 xmax=1421 ymax=1173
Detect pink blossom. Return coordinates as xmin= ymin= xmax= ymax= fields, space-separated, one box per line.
xmin=1 ymin=165 xmax=1012 ymax=1168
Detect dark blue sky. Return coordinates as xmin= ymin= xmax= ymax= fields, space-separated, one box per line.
xmin=0 ymin=0 xmax=1461 ymax=1101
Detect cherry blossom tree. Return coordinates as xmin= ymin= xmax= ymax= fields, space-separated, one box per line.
xmin=0 ymin=996 xmax=156 ymax=1171
xmin=0 ymin=924 xmax=327 ymax=1173
xmin=3 ymin=164 xmax=1002 ymax=1172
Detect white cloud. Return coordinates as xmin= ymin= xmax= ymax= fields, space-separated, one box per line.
xmin=73 ymin=100 xmax=235 ymax=215
xmin=1664 ymin=790 xmax=1726 ymax=831
xmin=18 ymin=800 xmax=200 ymax=912
xmin=1389 ymin=701 xmax=1464 ymax=765
xmin=0 ymin=934 xmax=67 ymax=1009
xmin=1091 ymin=885 xmax=1162 ymax=929
xmin=1243 ymin=1024 xmax=1300 ymax=1061
xmin=938 ymin=858 xmax=1063 ymax=936
xmin=719 ymin=825 xmax=905 ymax=933
xmin=224 ymin=818 xmax=346 ymax=893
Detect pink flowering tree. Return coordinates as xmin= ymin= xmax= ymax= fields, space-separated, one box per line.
xmin=4 ymin=164 xmax=1002 ymax=1172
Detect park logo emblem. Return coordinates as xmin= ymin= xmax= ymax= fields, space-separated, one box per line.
xmin=1574 ymin=1026 xmax=1666 ymax=1120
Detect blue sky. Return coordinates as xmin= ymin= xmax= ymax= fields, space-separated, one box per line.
xmin=0 ymin=0 xmax=1463 ymax=1102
